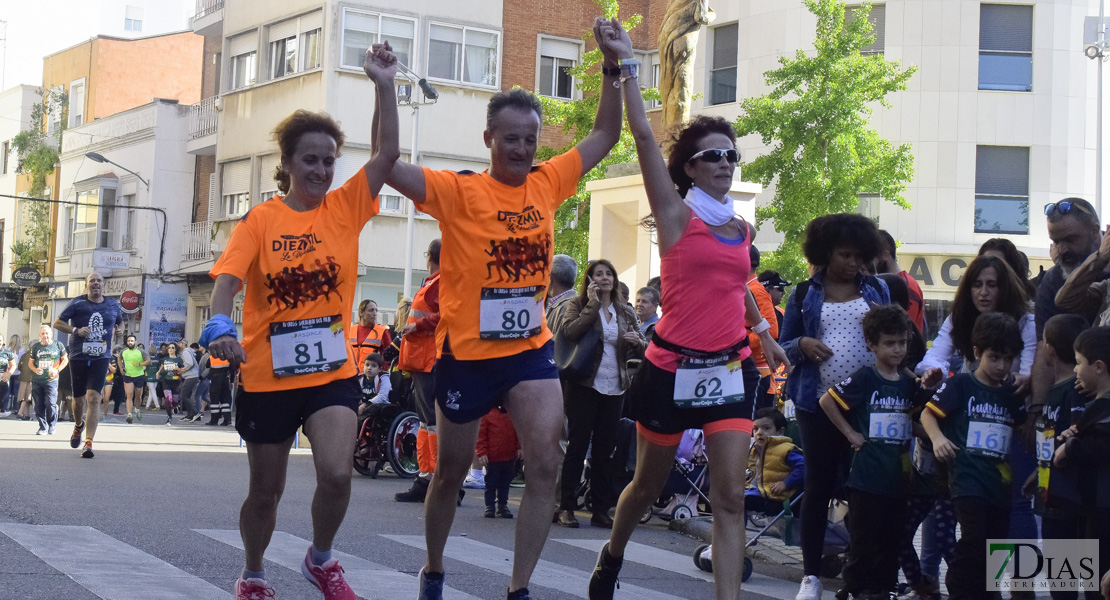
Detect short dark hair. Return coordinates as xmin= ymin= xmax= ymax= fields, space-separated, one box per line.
xmin=862 ymin=304 xmax=913 ymax=344
xmin=1074 ymin=326 xmax=1110 ymax=368
xmin=272 ymin=110 xmax=345 ymax=194
xmin=971 ymin=312 xmax=1023 ymax=359
xmin=749 ymin=245 xmax=760 ymax=270
xmin=426 ymin=239 xmax=441 ymax=265
xmin=878 ymin=229 xmax=896 ymax=259
xmin=666 ymin=115 xmax=737 ymax=196
xmin=618 ymin=282 xmax=630 ymax=303
xmin=878 ymin=273 xmax=910 ymax=312
xmin=1045 ymin=197 xmax=1099 ymax=231
xmin=636 ymin=286 xmax=660 ymax=307
xmin=364 ymin=352 xmax=385 ymax=368
xmin=1043 ymin=314 xmax=1089 ymax=365
xmin=646 ymin=276 xmax=663 ymax=304
xmin=802 ymin=213 xmax=883 ymax=268
xmin=753 ymin=407 xmax=787 ymax=432
xmin=486 ymin=89 xmax=543 ymax=131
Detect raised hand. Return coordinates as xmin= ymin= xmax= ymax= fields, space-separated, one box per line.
xmin=364 ymin=41 xmax=398 ymax=83
xmin=595 ymin=16 xmax=633 ymax=61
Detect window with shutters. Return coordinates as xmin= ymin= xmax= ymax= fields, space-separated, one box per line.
xmin=221 ymin=159 xmax=252 ymax=218
xmin=974 ymin=146 xmax=1029 ymax=234
xmin=979 ymin=4 xmax=1033 ymax=92
xmin=846 ymin=4 xmax=885 ymax=55
xmin=258 ymin=154 xmax=281 ymax=203
xmin=266 ymin=12 xmax=323 ymax=81
xmin=538 ymin=37 xmax=580 ymax=99
xmin=428 ymin=23 xmax=500 ymax=88
xmin=228 ymin=32 xmax=258 ymax=91
xmin=341 ymin=9 xmax=416 ymax=71
xmin=709 ymin=23 xmax=738 ymax=105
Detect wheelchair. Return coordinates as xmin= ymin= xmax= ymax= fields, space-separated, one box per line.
xmin=352 ymin=402 xmax=420 ymax=479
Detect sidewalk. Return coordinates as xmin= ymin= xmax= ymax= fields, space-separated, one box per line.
xmin=0 ymin=411 xmax=308 ymax=455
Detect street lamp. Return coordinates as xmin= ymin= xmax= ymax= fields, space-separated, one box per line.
xmin=85 ymin=152 xmax=150 ymax=189
xmin=394 ymin=60 xmax=438 ymax=299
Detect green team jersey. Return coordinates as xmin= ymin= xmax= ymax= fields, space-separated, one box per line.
xmin=828 ymin=366 xmax=916 ymax=497
xmin=29 ymin=341 xmax=67 ymax=383
xmin=145 ymin=356 xmax=162 ymax=380
xmin=120 ymin=347 xmax=148 ymax=378
xmin=0 ymin=348 xmax=15 ymax=376
xmin=1032 ymin=377 xmax=1085 ymax=515
xmin=926 ymin=372 xmax=1023 ymax=507
xmin=160 ymin=356 xmax=183 ymax=381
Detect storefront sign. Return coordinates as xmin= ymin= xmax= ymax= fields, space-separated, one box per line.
xmin=12 ymin=267 xmax=41 ymax=287
xmin=0 ymin=284 xmax=23 ymax=308
xmin=92 ymin=250 xmax=130 ymax=270
xmin=903 ymin=253 xmax=1053 ymax=299
xmin=103 ymin=275 xmax=143 ymax=297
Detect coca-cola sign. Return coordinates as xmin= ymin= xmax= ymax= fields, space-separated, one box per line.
xmin=12 ymin=267 xmax=41 ymax=287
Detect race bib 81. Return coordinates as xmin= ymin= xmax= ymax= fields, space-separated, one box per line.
xmin=270 ymin=315 xmax=348 ymax=377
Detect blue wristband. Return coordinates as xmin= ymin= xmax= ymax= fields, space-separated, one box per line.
xmin=199 ymin=314 xmax=238 ymax=348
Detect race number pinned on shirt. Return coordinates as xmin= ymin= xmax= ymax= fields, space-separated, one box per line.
xmin=869 ymin=411 xmax=911 ymax=442
xmin=82 ymin=341 xmax=107 ymax=357
xmin=966 ymin=421 xmax=1012 ymax=458
xmin=1034 ymin=427 xmax=1055 ymax=463
xmin=269 ymin=315 xmax=348 ymax=377
xmin=479 ymin=286 xmax=544 ymax=340
xmin=673 ymin=355 xmax=744 ymax=409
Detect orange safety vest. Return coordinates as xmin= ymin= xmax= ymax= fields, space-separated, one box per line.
xmin=350 ymin=322 xmax=389 ymax=367
xmin=398 ymin=274 xmax=439 ymax=373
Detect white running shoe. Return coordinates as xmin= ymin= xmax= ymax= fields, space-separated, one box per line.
xmin=795 ymin=575 xmax=823 ymax=600
xmin=462 ymin=474 xmax=485 ymax=489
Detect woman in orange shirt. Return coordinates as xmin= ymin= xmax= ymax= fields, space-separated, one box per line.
xmin=201 ymin=44 xmax=400 ymax=600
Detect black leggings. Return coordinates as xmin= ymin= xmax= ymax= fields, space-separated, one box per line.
xmin=796 ymin=408 xmax=853 ymax=576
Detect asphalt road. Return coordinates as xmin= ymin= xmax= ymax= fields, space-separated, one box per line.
xmin=0 ymin=415 xmax=815 ymax=599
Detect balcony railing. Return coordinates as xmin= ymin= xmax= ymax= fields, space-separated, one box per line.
xmin=184 ymin=221 xmax=213 ymax=261
xmin=194 ymin=0 xmax=224 ymax=20
xmin=189 ymin=97 xmax=218 ymax=140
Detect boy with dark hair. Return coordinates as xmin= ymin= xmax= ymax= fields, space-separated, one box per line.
xmin=746 ymin=407 xmax=805 ymax=513
xmin=1022 ymin=314 xmax=1089 ymax=600
xmin=1055 ymin=325 xmax=1110 ymax=591
xmin=819 ymin=304 xmax=931 ymax=599
xmin=922 ymin=312 xmax=1024 ymax=600
xmin=356 ymin=353 xmax=391 ymax=421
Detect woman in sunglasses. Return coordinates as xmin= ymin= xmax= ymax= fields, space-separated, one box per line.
xmin=586 ymin=20 xmax=788 ymax=600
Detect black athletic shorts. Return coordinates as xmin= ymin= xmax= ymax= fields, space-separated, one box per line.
xmin=69 ymin=359 xmax=111 ymax=398
xmin=434 ymin=338 xmax=558 ymax=424
xmin=123 ymin=374 xmax=146 ymax=386
xmin=235 ymin=376 xmax=360 ymax=444
xmin=628 ymin=355 xmax=761 ymax=435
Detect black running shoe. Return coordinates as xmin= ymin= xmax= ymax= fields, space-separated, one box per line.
xmin=588 ymin=543 xmax=622 ymax=600
xmin=81 ymin=442 xmax=94 ymax=459
xmin=70 ymin=422 xmax=85 ymax=449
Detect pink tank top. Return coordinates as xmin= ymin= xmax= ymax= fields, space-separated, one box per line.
xmin=645 ymin=216 xmax=752 ymax=372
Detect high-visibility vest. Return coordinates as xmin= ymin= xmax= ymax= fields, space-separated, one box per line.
xmin=398 ymin=274 xmax=439 ymax=373
xmin=350 ymin=322 xmax=389 ymax=367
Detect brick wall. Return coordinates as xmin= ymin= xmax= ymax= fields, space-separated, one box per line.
xmin=92 ymin=32 xmax=204 ymax=120
xmin=201 ymin=34 xmax=222 ymax=100
xmin=193 ymin=155 xmax=216 ymax=223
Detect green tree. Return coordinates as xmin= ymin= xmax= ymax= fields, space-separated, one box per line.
xmin=10 ymin=87 xmax=67 ymax=269
xmin=536 ymin=0 xmax=659 ymax=269
xmin=735 ymin=0 xmax=916 ymax=284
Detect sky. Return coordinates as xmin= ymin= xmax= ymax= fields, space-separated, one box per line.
xmin=1 ymin=0 xmax=193 ymax=90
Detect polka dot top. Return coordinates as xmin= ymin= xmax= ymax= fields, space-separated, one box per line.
xmin=817 ymin=297 xmax=875 ymax=397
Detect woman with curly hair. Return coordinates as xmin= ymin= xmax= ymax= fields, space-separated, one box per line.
xmin=778 ymin=212 xmax=892 ymax=600
xmin=586 ymin=20 xmax=787 ymax=600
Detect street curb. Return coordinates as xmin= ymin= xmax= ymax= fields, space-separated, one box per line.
xmin=670 ymin=516 xmax=808 ymax=580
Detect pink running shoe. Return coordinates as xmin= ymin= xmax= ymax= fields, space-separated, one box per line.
xmin=234 ymin=577 xmax=275 ymax=600
xmin=301 ymin=552 xmax=356 ymax=600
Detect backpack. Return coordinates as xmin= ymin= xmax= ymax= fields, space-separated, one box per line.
xmin=792 ymin=275 xmax=887 ymax=311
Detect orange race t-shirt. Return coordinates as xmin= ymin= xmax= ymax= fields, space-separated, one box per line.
xmin=419 ymin=149 xmax=582 ymax=361
xmin=210 ymin=170 xmax=379 ymax=392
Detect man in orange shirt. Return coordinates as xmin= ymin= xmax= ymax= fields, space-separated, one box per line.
xmin=746 ymin=246 xmax=780 ymax=409
xmin=384 ymin=18 xmax=629 ymax=600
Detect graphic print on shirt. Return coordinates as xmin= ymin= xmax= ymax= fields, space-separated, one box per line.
xmin=484 ymin=233 xmax=552 ymax=283
xmin=264 ymin=257 xmax=343 ymax=309
xmin=498 ymin=205 xmax=544 ymax=233
xmin=272 ymin=232 xmax=322 ymax=262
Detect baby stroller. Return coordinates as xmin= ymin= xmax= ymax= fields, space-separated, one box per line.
xmin=643 ymin=429 xmax=711 ymax=523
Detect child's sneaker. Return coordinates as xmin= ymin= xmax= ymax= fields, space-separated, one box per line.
xmin=234 ymin=576 xmax=275 ymax=600
xmin=485 ymin=506 xmax=497 ymax=518
xmin=463 ymin=472 xmax=485 ymax=489
xmin=300 ymin=551 xmax=356 ymax=600
xmin=497 ymin=506 xmax=513 ymax=519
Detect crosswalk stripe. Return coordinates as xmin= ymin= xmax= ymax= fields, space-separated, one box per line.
xmin=552 ymin=538 xmax=841 ymax=600
xmin=0 ymin=523 xmax=229 ymax=600
xmin=196 ymin=528 xmax=481 ymax=600
xmin=383 ymin=534 xmax=687 ymax=600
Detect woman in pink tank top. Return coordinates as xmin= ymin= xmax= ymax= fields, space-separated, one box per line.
xmin=587 ymin=20 xmax=789 ymax=600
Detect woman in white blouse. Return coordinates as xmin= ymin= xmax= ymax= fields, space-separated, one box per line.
xmin=558 ymin=259 xmax=646 ymax=529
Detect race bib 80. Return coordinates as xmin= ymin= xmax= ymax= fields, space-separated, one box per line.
xmin=270 ymin=315 xmax=348 ymax=377
xmin=479 ymin=286 xmax=544 ymax=340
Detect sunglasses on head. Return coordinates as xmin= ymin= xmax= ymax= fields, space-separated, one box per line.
xmin=1044 ymin=200 xmax=1096 ymax=218
xmin=688 ymin=148 xmax=741 ymax=164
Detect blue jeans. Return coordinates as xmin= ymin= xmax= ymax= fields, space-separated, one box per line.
xmin=31 ymin=380 xmax=58 ymax=431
